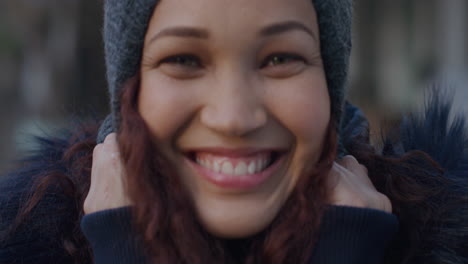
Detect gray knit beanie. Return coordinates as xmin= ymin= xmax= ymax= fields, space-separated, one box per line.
xmin=98 ymin=0 xmax=353 ymax=151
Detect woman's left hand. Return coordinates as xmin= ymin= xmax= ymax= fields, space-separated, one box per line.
xmin=327 ymin=155 xmax=392 ymax=213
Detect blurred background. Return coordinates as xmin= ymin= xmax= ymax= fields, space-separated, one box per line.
xmin=0 ymin=0 xmax=467 ymax=172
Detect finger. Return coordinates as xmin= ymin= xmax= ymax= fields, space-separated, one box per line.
xmin=327 ymin=163 xmax=358 ymax=206
xmin=91 ymin=144 xmax=104 ymax=180
xmin=327 ymin=162 xmax=353 ymax=203
xmin=332 ymin=161 xmax=356 ymax=190
xmin=337 ymin=155 xmax=359 ymax=169
xmin=327 ymin=162 xmax=341 ymax=189
xmin=93 ymin=143 xmax=103 ymax=156
xmin=104 ymin=134 xmax=121 ymax=156
xmin=104 ymin=133 xmax=117 ymax=144
xmin=326 ymin=164 xmax=341 ymax=203
xmin=334 ymin=159 xmax=376 ymax=197
xmin=338 ymin=155 xmax=369 ymax=179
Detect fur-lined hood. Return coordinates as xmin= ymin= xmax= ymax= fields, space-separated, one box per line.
xmin=341 ymin=92 xmax=468 ymax=264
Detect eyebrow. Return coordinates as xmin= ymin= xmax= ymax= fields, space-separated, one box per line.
xmin=259 ymin=21 xmax=317 ymax=41
xmin=148 ymin=20 xmax=316 ymax=44
xmin=148 ymin=27 xmax=209 ymax=44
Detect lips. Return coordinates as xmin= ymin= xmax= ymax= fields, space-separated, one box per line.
xmin=184 ymin=149 xmax=286 ymax=189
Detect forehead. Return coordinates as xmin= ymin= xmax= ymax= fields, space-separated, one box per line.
xmin=148 ymin=0 xmax=318 ymax=33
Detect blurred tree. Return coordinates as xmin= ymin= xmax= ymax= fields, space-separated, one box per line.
xmin=73 ymin=0 xmax=107 ymax=117
xmin=0 ymin=1 xmax=106 ymax=172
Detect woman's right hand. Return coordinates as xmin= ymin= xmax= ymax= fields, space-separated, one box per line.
xmin=84 ymin=133 xmax=131 ymax=215
xmin=327 ymin=155 xmax=392 ymax=213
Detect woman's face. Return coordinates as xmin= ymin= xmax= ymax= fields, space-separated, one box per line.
xmin=138 ymin=0 xmax=329 ymax=238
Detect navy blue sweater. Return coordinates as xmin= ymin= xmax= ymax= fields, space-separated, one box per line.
xmin=1 ymin=96 xmax=467 ymax=263
xmin=80 ymin=206 xmax=398 ymax=263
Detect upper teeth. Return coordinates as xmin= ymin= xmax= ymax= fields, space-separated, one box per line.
xmin=196 ymin=155 xmax=271 ymax=176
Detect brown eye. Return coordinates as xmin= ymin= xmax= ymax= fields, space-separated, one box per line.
xmin=260 ymin=53 xmax=308 ymax=78
xmin=157 ymin=54 xmax=204 ymax=79
xmin=261 ymin=53 xmax=305 ymax=68
xmin=160 ymin=54 xmax=201 ymax=68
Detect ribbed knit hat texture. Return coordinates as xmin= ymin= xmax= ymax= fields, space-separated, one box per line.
xmin=98 ymin=0 xmax=353 ymax=148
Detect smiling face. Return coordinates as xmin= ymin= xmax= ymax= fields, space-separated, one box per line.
xmin=138 ymin=0 xmax=330 ymax=238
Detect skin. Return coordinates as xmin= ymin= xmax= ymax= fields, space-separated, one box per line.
xmin=84 ymin=0 xmax=392 ymax=239
xmin=138 ymin=0 xmax=328 ymax=238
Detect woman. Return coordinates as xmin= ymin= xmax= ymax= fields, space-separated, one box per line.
xmin=1 ymin=0 xmax=467 ymax=263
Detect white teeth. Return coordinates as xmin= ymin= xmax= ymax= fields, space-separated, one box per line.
xmin=196 ymin=155 xmax=273 ymax=176
xmin=248 ymin=161 xmax=256 ymax=174
xmin=201 ymin=159 xmax=207 ymax=167
xmin=213 ymin=160 xmax=221 ymax=173
xmin=221 ymin=162 xmax=234 ymax=175
xmin=234 ymin=162 xmax=248 ymax=176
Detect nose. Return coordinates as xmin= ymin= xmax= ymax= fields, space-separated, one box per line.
xmin=200 ymin=74 xmax=267 ymax=137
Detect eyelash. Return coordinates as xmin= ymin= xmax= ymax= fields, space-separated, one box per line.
xmin=158 ymin=53 xmax=306 ymax=69
xmin=260 ymin=53 xmax=306 ymax=68
xmin=159 ymin=54 xmax=201 ymax=68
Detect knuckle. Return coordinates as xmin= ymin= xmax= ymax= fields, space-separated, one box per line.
xmin=104 ymin=133 xmax=117 ymax=144
xmin=340 ymin=155 xmax=358 ymax=167
xmin=340 ymin=156 xmax=368 ymax=176
xmin=343 ymin=155 xmax=357 ymax=163
xmin=356 ymin=163 xmax=369 ymax=176
xmin=331 ymin=161 xmax=343 ymax=172
xmin=327 ymin=165 xmax=342 ymax=185
xmin=360 ymin=164 xmax=368 ymax=174
xmin=93 ymin=144 xmax=103 ymax=155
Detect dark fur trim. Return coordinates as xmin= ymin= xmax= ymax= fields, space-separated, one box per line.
xmin=400 ymin=91 xmax=467 ymax=171
xmin=385 ymin=89 xmax=468 ymax=264
xmin=0 ymin=119 xmax=99 ymax=263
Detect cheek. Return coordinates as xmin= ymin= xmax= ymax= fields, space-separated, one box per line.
xmin=263 ymin=72 xmax=330 ymax=192
xmin=279 ymin=95 xmax=330 ymax=138
xmin=137 ymin=73 xmax=198 ymax=141
xmin=267 ymin=72 xmax=330 ymax=146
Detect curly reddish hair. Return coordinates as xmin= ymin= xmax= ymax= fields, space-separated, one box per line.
xmin=117 ymin=75 xmax=338 ymax=263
